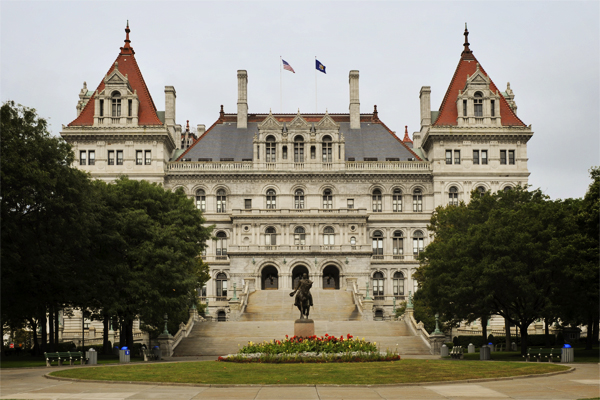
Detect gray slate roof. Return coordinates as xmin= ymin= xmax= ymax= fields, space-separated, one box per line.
xmin=179 ymin=120 xmax=417 ymax=162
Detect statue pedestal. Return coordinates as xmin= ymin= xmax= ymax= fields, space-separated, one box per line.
xmin=294 ymin=319 xmax=314 ymax=338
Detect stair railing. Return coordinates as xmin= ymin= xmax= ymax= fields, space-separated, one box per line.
xmin=238 ymin=281 xmax=250 ymax=315
xmin=171 ymin=310 xmax=197 ymax=353
xmin=404 ymin=311 xmax=432 ymax=353
xmin=350 ymin=280 xmax=364 ymax=316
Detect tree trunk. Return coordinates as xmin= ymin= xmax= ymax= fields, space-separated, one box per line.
xmin=505 ymin=317 xmax=511 ymax=351
xmin=126 ymin=319 xmax=134 ymax=349
xmin=119 ymin=321 xmax=125 ymax=348
xmin=48 ymin=306 xmax=54 ymax=352
xmin=520 ymin=324 xmax=529 ymax=355
xmin=593 ymin=314 xmax=599 ymax=345
xmin=28 ymin=318 xmax=39 ymax=356
xmin=586 ymin=315 xmax=594 ymax=350
xmin=102 ymin=314 xmax=111 ymax=355
xmin=40 ymin=310 xmax=47 ymax=354
xmin=54 ymin=308 xmax=59 ymax=348
xmin=544 ymin=320 xmax=550 ymax=347
xmin=481 ymin=316 xmax=488 ymax=345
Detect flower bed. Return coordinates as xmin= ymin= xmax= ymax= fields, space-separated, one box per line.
xmin=218 ymin=334 xmax=401 ymax=363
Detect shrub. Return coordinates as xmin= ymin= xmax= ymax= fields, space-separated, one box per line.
xmin=238 ymin=334 xmax=378 ymax=355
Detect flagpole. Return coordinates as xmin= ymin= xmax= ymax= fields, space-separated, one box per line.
xmin=280 ymin=56 xmax=282 ymax=113
xmin=315 ymin=56 xmax=318 ymax=113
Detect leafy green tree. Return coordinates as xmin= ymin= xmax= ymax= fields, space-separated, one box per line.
xmin=417 ymin=186 xmax=579 ymax=354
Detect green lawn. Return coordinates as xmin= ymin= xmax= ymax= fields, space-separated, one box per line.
xmin=49 ymin=359 xmax=569 ymax=385
xmin=1 ymin=354 xmax=143 ymax=368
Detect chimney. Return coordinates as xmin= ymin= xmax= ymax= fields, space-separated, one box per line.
xmin=164 ymin=86 xmax=177 ymax=145
xmin=197 ymin=124 xmax=206 ymax=136
xmin=419 ymin=86 xmax=431 ymax=128
xmin=349 ymin=70 xmax=360 ymax=129
xmin=237 ymin=70 xmax=248 ymax=129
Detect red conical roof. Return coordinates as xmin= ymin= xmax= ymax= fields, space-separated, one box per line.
xmin=402 ymin=125 xmax=413 ymax=143
xmin=433 ymin=27 xmax=525 ymax=127
xmin=68 ymin=23 xmax=163 ymax=127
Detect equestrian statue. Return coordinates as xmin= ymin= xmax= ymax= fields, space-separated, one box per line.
xmin=289 ymin=273 xmax=313 ymax=319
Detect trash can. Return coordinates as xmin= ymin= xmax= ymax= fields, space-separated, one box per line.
xmin=86 ymin=348 xmax=97 ymax=365
xmin=561 ymin=345 xmax=574 ymax=363
xmin=468 ymin=343 xmax=475 ymax=353
xmin=440 ymin=344 xmax=449 ymax=357
xmin=119 ymin=347 xmax=131 ymax=363
xmin=153 ymin=345 xmax=162 ymax=361
xmin=488 ymin=342 xmax=494 ymax=352
xmin=480 ymin=345 xmax=491 ymax=360
xmin=511 ymin=342 xmax=517 ymax=351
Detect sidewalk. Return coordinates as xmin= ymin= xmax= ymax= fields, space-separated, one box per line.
xmin=1 ymin=360 xmax=598 ymax=399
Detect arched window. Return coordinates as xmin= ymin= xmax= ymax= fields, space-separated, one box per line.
xmin=265 ymin=227 xmax=277 ymax=246
xmin=323 ymin=189 xmax=333 ymax=209
xmin=216 ymin=272 xmax=228 ymax=298
xmin=503 ymin=186 xmax=513 ymax=192
xmin=413 ymin=230 xmax=424 ymax=255
xmin=266 ymin=189 xmax=276 ymax=209
xmin=474 ymin=91 xmax=483 ymax=117
xmin=393 ymin=188 xmax=402 ymax=212
xmin=373 ymin=272 xmax=384 ymax=297
xmin=216 ymin=189 xmax=227 ymax=213
xmin=196 ymin=189 xmax=206 ymax=212
xmin=265 ymin=136 xmax=276 ymax=162
xmin=323 ymin=226 xmax=335 ymax=246
xmin=350 ymin=236 xmax=356 ymax=247
xmin=111 ymin=91 xmax=121 ymax=117
xmin=393 ymin=271 xmax=405 ymax=296
xmin=294 ymin=227 xmax=305 ymax=246
xmin=295 ymin=189 xmax=304 ymax=209
xmin=294 ymin=136 xmax=304 ymax=162
xmin=449 ymin=186 xmax=459 ymax=206
xmin=216 ymin=232 xmax=227 ymax=256
xmin=322 ymin=135 xmax=332 ymax=162
xmin=477 ymin=186 xmax=486 ymax=197
xmin=372 ymin=231 xmax=383 ymax=255
xmin=372 ymin=189 xmax=382 ymax=212
xmin=413 ymin=189 xmax=423 ymax=212
xmin=393 ymin=230 xmax=403 ymax=256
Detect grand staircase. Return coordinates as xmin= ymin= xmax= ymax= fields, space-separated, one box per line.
xmin=173 ymin=289 xmax=431 ymax=357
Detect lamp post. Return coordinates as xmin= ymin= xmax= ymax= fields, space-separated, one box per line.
xmin=233 ymin=282 xmax=238 ymax=301
xmin=163 ymin=314 xmax=169 ymax=335
xmin=365 ymin=281 xmax=371 ymax=300
xmin=433 ymin=313 xmax=442 ymax=334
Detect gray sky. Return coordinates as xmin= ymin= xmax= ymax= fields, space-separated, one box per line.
xmin=2 ymin=1 xmax=598 ymax=199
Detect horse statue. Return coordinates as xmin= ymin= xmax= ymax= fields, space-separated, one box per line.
xmin=289 ymin=273 xmax=313 ymax=319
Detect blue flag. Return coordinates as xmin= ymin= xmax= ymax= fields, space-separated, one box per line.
xmin=316 ymin=59 xmax=326 ymax=74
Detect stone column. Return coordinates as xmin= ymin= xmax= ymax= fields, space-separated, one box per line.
xmin=237 ymin=70 xmax=248 ymax=129
xmin=349 ymin=70 xmax=360 ymax=129
xmin=157 ymin=334 xmax=173 ymax=358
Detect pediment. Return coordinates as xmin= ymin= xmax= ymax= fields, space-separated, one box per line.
xmin=258 ymin=112 xmax=282 ymax=131
xmin=104 ymin=66 xmax=131 ymax=91
xmin=316 ymin=113 xmax=340 ymax=130
xmin=288 ymin=112 xmax=310 ymax=130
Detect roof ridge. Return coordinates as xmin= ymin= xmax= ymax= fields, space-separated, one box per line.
xmin=176 ymin=118 xmax=222 ymax=161
xmin=376 ymin=120 xmax=422 ymax=161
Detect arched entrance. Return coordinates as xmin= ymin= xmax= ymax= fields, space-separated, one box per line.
xmin=322 ymin=265 xmax=340 ymax=289
xmin=217 ymin=310 xmax=227 ymax=322
xmin=261 ymin=265 xmax=279 ymax=290
xmin=291 ymin=265 xmax=309 ymax=289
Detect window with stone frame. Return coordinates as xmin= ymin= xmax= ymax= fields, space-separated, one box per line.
xmin=449 ymin=186 xmax=459 ymax=206
xmin=508 ymin=150 xmax=515 ymax=165
xmin=215 ymin=232 xmax=227 ymax=256
xmin=372 ymin=189 xmax=382 ymax=212
xmin=108 ymin=150 xmax=115 ymax=165
xmin=372 ymin=231 xmax=383 ymax=255
xmin=481 ymin=150 xmax=488 ymax=165
xmin=323 ymin=189 xmax=333 ymax=209
xmin=294 ymin=227 xmax=306 ymax=246
xmin=116 ymin=150 xmax=123 ymax=165
xmin=266 ymin=189 xmax=276 ymax=209
xmin=477 ymin=186 xmax=487 ymax=197
xmin=500 ymin=150 xmax=507 ymax=165
xmin=216 ymin=189 xmax=227 ymax=213
xmin=322 ymin=135 xmax=333 ymax=162
xmin=323 ymin=226 xmax=335 ymax=246
xmin=393 ymin=189 xmax=402 ymax=212
xmin=392 ymin=230 xmax=403 ymax=256
xmin=454 ymin=150 xmax=461 ymax=164
xmin=474 ymin=92 xmax=483 ymax=117
xmin=265 ymin=227 xmax=277 ymax=246
xmin=294 ymin=136 xmax=304 ymax=162
xmin=111 ymin=91 xmax=122 ymax=117
xmin=88 ymin=150 xmax=95 ymax=165
xmin=372 ymin=272 xmax=384 ymax=297
xmin=473 ymin=149 xmax=480 ymax=165
xmin=145 ymin=150 xmax=151 ymax=165
xmin=80 ymin=150 xmax=87 ymax=165
xmin=413 ymin=230 xmax=424 ymax=255
xmin=295 ymin=189 xmax=305 ymax=209
xmin=136 ymin=150 xmax=143 ymax=165
xmin=393 ymin=271 xmax=405 ymax=296
xmin=196 ymin=189 xmax=206 ymax=211
xmin=347 ymin=198 xmax=354 ymax=209
xmin=216 ymin=272 xmax=228 ymax=298
xmin=446 ymin=150 xmax=452 ymax=164
xmin=412 ymin=189 xmax=423 ymax=212
xmin=266 ymin=136 xmax=276 ymax=162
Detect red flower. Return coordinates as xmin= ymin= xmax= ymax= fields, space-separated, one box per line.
xmin=325 ymin=333 xmax=328 ymax=336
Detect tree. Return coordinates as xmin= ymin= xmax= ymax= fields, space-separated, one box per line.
xmin=416 ymin=186 xmax=579 ymax=354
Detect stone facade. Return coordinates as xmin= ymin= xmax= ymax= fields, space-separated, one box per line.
xmin=61 ymin=26 xmax=533 ymax=326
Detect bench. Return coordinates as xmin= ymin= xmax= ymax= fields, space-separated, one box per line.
xmin=450 ymin=346 xmax=464 ymax=359
xmin=44 ymin=351 xmax=87 ymax=367
xmin=522 ymin=348 xmax=558 ymax=362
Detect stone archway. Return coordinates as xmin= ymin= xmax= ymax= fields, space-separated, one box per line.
xmin=291 ymin=265 xmax=309 ymax=289
xmin=261 ymin=265 xmax=279 ymax=290
xmin=322 ymin=264 xmax=340 ymax=290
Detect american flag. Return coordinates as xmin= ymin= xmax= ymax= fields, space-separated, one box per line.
xmin=282 ymin=59 xmax=295 ymax=73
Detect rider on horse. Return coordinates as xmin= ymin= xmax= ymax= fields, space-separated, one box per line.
xmin=290 ymin=273 xmax=313 ymax=318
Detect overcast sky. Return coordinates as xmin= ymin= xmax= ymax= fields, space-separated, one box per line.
xmin=2 ymin=1 xmax=598 ymax=199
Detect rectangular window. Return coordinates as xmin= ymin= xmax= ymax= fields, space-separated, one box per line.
xmin=364 ymin=157 xmax=378 ymax=161
xmin=88 ymin=150 xmax=95 ymax=165
xmin=99 ymin=100 xmax=104 ymax=117
xmin=413 ymin=238 xmax=424 ymax=254
xmin=136 ymin=150 xmax=143 ymax=165
xmin=116 ymin=150 xmax=123 ymax=165
xmin=454 ymin=150 xmax=461 ymax=165
xmin=446 ymin=150 xmax=452 ymax=164
xmin=347 ymin=199 xmax=354 ymax=209
xmin=481 ymin=150 xmax=488 ymax=165
xmin=491 ymin=100 xmax=495 ymax=117
xmin=509 ymin=150 xmax=515 ymax=165
xmin=108 ymin=150 xmax=115 ymax=165
xmin=244 ymin=199 xmax=252 ymax=209
xmin=145 ymin=150 xmax=151 ymax=165
xmin=311 ymin=146 xmax=316 ymax=159
xmin=474 ymin=100 xmax=483 ymax=117
xmin=282 ymin=146 xmax=287 ymax=160
xmin=128 ymin=99 xmax=132 ymax=117
xmin=500 ymin=150 xmax=507 ymax=165
xmin=79 ymin=151 xmax=87 ymax=165
xmin=463 ymin=100 xmax=467 ymax=117
xmin=348 ymin=157 xmax=355 ymax=161
xmin=473 ymin=150 xmax=479 ymax=165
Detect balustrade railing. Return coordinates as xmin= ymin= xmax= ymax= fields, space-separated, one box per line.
xmin=167 ymin=160 xmax=430 ymax=172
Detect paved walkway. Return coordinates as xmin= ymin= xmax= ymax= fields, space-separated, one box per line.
xmin=1 ymin=359 xmax=598 ymax=399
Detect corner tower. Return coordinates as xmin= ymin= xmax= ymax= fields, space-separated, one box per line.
xmin=61 ymin=23 xmax=176 ymax=183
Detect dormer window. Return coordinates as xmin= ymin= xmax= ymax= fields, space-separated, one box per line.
xmin=111 ymin=91 xmax=121 ymax=117
xmin=266 ymin=135 xmax=276 ymax=162
xmin=474 ymin=92 xmax=483 ymax=117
